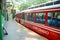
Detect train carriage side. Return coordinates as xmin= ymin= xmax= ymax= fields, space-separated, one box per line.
xmin=20 ymin=3 xmax=60 ymax=40
xmin=15 ymin=1 xmax=60 ymax=40
xmin=22 ymin=10 xmax=60 ymax=40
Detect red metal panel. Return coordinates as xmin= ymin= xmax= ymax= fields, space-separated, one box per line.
xmin=24 ymin=20 xmax=60 ymax=40
xmin=34 ymin=12 xmax=36 ymax=23
xmin=45 ymin=12 xmax=48 ymax=26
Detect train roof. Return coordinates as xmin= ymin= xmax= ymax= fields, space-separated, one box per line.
xmin=21 ymin=0 xmax=60 ymax=13
xmin=28 ymin=0 xmax=60 ymax=9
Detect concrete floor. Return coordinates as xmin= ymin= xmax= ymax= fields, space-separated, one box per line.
xmin=3 ymin=20 xmax=48 ymax=40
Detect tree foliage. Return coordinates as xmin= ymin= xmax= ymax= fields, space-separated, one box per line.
xmin=17 ymin=0 xmax=53 ymax=11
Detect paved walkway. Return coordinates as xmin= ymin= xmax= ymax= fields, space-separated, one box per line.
xmin=3 ymin=20 xmax=48 ymax=40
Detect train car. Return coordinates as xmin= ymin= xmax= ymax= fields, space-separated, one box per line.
xmin=16 ymin=0 xmax=60 ymax=40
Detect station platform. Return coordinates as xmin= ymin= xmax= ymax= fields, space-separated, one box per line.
xmin=3 ymin=20 xmax=48 ymax=40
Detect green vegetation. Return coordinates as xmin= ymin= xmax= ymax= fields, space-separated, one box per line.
xmin=8 ymin=0 xmax=53 ymax=11
xmin=18 ymin=0 xmax=53 ymax=11
xmin=0 ymin=0 xmax=2 ymax=40
xmin=7 ymin=0 xmax=54 ymax=11
xmin=0 ymin=10 xmax=2 ymax=40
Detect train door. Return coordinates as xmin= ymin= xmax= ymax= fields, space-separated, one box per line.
xmin=16 ymin=14 xmax=20 ymax=23
xmin=18 ymin=14 xmax=20 ymax=23
xmin=20 ymin=13 xmax=25 ymax=25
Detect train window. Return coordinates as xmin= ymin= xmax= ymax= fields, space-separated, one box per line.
xmin=25 ymin=13 xmax=28 ymax=20
xmin=48 ymin=12 xmax=60 ymax=28
xmin=40 ymin=4 xmax=45 ymax=7
xmin=36 ymin=13 xmax=45 ymax=24
xmin=30 ymin=13 xmax=34 ymax=21
xmin=46 ymin=2 xmax=53 ymax=6
xmin=54 ymin=0 xmax=60 ymax=5
xmin=20 ymin=13 xmax=23 ymax=19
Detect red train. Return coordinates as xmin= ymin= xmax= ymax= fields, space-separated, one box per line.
xmin=15 ymin=0 xmax=60 ymax=40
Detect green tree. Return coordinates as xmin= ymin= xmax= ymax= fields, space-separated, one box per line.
xmin=18 ymin=0 xmax=53 ymax=11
